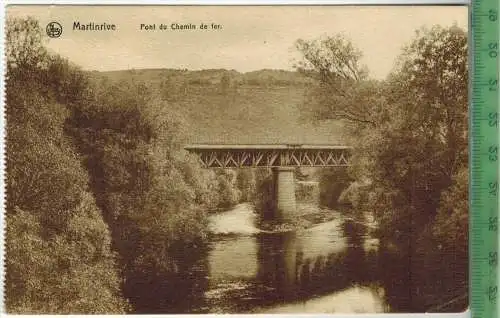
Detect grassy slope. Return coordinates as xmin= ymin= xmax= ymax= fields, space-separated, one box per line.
xmin=94 ymin=69 xmax=346 ymax=145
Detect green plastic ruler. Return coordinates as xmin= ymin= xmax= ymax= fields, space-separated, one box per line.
xmin=471 ymin=0 xmax=500 ymax=317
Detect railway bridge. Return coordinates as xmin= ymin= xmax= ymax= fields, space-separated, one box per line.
xmin=185 ymin=144 xmax=352 ymax=222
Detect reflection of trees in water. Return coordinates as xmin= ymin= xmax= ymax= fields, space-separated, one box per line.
xmin=256 ymin=232 xmax=300 ymax=303
xmin=126 ymin=215 xmax=468 ymax=314
xmin=256 ymin=218 xmax=382 ymax=305
xmin=126 ymin=213 xmax=466 ymax=313
xmin=125 ymin=241 xmax=210 ymax=314
xmin=296 ymin=218 xmax=379 ymax=297
xmin=377 ymin=246 xmax=412 ymax=312
xmin=341 ymin=212 xmax=432 ymax=312
xmin=378 ymin=240 xmax=468 ymax=313
xmin=125 ymin=211 xmax=467 ymax=313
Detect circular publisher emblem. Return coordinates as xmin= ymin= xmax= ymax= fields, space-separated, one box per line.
xmin=46 ymin=22 xmax=63 ymax=38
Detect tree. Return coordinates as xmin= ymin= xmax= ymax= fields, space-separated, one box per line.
xmin=5 ymin=17 xmax=128 ymax=313
xmin=296 ymin=25 xmax=468 ymax=311
xmin=318 ymin=167 xmax=354 ymax=209
xmin=294 ymin=35 xmax=381 ymax=128
xmin=6 ymin=17 xmax=47 ymax=72
xmin=67 ymin=73 xmax=217 ymax=311
xmin=392 ymin=25 xmax=468 ymax=183
xmin=368 ymin=25 xmax=467 ymax=231
xmin=298 ymin=26 xmax=467 ymax=235
xmin=236 ymin=169 xmax=256 ymax=202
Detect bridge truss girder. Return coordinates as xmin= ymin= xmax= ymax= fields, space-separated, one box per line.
xmin=189 ymin=148 xmax=351 ymax=168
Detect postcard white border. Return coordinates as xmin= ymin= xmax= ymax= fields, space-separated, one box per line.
xmin=0 ymin=0 xmax=471 ymax=318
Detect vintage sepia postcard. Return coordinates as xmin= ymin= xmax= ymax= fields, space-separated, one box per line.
xmin=3 ymin=4 xmax=468 ymax=315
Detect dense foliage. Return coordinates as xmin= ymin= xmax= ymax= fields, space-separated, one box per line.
xmin=317 ymin=168 xmax=353 ymax=209
xmin=295 ymin=25 xmax=468 ymax=312
xmin=5 ymin=17 xmax=128 ymax=313
xmin=68 ymin=60 xmax=259 ymax=312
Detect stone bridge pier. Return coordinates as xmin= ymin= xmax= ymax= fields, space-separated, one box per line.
xmin=273 ymin=167 xmax=296 ymax=223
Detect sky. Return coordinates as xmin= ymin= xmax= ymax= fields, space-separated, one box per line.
xmin=7 ymin=5 xmax=467 ymax=79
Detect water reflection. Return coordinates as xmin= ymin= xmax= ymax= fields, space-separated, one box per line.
xmin=208 ymin=236 xmax=258 ymax=280
xmin=201 ymin=204 xmax=387 ymax=313
xmin=130 ymin=204 xmax=465 ymax=313
xmin=257 ymin=231 xmax=301 ymax=301
xmin=127 ymin=242 xmax=210 ymax=314
xmin=136 ymin=202 xmax=461 ymax=314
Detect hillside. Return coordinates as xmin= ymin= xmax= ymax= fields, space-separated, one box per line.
xmin=94 ymin=69 xmax=346 ymax=145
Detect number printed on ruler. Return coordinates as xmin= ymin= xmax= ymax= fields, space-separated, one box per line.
xmin=471 ymin=0 xmax=500 ymax=317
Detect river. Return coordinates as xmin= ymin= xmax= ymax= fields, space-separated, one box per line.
xmin=128 ymin=194 xmax=467 ymax=314
xmin=157 ymin=202 xmax=403 ymax=314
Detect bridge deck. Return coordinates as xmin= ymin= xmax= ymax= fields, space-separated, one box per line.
xmin=184 ymin=144 xmax=351 ymax=168
xmin=185 ymin=144 xmax=352 ymax=150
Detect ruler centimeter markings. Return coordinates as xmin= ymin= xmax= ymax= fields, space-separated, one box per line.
xmin=471 ymin=0 xmax=500 ymax=317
